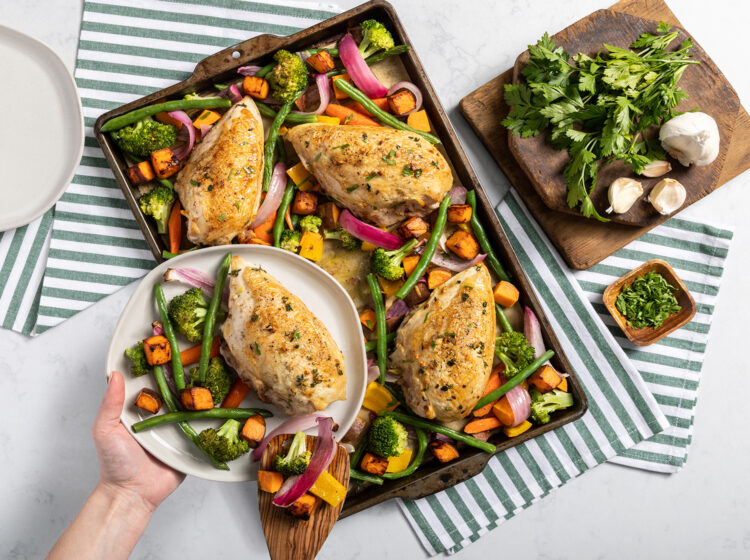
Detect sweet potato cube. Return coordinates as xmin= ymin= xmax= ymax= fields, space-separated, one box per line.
xmin=180 ymin=387 xmax=214 ymax=410
xmin=135 ymin=388 xmax=162 ymax=414
xmin=257 ymin=470 xmax=283 ymax=493
xmin=242 ymin=75 xmax=269 ymax=99
xmin=240 ymin=414 xmax=266 ymax=447
xmin=404 ymin=281 xmax=430 ymax=306
xmin=332 ymin=74 xmax=352 ymax=100
xmin=155 ymin=111 xmax=183 ymax=129
xmin=299 ymin=231 xmax=323 ymax=262
xmin=398 ymin=216 xmax=429 ymax=239
xmin=402 ymin=255 xmax=421 ymax=278
xmin=288 ymin=493 xmax=317 ymax=521
xmin=429 ymin=441 xmax=459 ymax=463
xmin=427 ymin=268 xmax=452 ymax=290
xmin=292 ymin=191 xmax=318 ymax=215
xmin=387 ymin=89 xmax=417 ymax=116
xmin=317 ymin=202 xmax=340 ymax=229
xmin=557 ymin=377 xmax=568 ymax=392
xmin=150 ymin=148 xmax=180 ymax=179
xmin=493 ymin=281 xmax=519 ymax=308
xmin=192 ymin=109 xmax=220 ymax=129
xmin=306 ymin=50 xmax=336 ymax=74
xmin=529 ymin=364 xmax=562 ymax=393
xmin=142 ymin=335 xmax=171 ymax=366
xmin=126 ymin=161 xmax=156 ymax=185
xmin=360 ymin=452 xmax=389 ymax=476
xmin=445 ymin=230 xmax=479 ymax=260
xmin=377 ymin=276 xmax=404 ymax=298
xmin=447 ymin=204 xmax=473 ymax=224
xmin=406 ymin=109 xmax=430 ymax=132
xmin=492 ymin=396 xmax=515 ymax=427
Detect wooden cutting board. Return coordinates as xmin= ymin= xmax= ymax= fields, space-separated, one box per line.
xmin=459 ymin=0 xmax=750 ymax=269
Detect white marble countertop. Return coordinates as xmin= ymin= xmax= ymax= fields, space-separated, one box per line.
xmin=2 ymin=1 xmax=750 ymax=558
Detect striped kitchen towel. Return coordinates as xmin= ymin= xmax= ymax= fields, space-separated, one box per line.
xmin=0 ymin=0 xmax=338 ymax=335
xmin=398 ymin=189 xmax=733 ymax=555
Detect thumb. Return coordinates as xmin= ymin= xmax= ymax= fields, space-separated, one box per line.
xmin=93 ymin=371 xmax=126 ymax=437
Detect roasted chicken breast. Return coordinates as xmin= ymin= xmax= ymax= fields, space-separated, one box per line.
xmin=220 ymin=256 xmax=346 ymax=415
xmin=286 ymin=123 xmax=453 ymax=227
xmin=174 ymin=97 xmax=264 ymax=246
xmin=390 ymin=263 xmax=495 ymax=421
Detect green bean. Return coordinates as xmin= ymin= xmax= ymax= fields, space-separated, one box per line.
xmin=382 ymin=427 xmax=428 ymax=480
xmin=153 ymin=365 xmax=228 ymax=470
xmin=162 ymin=245 xmax=200 ymax=260
xmin=349 ymin=469 xmax=384 ymax=485
xmin=132 ymin=407 xmax=273 ymax=432
xmin=276 ymin=132 xmax=286 ymax=162
xmin=262 ymin=93 xmax=302 ymax=192
xmin=327 ymin=46 xmax=410 ymax=77
xmin=333 ymin=79 xmax=440 ymax=144
xmin=291 ymin=214 xmax=300 ymax=228
xmin=364 ymin=332 xmax=396 ymax=352
xmin=159 ymin=179 xmax=174 ymax=189
xmin=466 ymin=190 xmax=510 ymax=282
xmin=305 ymin=47 xmax=339 ymax=57
xmin=272 ymin=178 xmax=296 ymax=247
xmin=101 ymin=98 xmax=231 ymax=132
xmin=154 ymin=284 xmax=186 ymax=391
xmin=395 ymin=195 xmax=451 ymax=299
xmin=496 ymin=304 xmax=514 ymax=334
xmin=381 ymin=410 xmax=496 ymax=454
xmin=366 ymin=273 xmax=387 ymax=385
xmin=256 ymin=102 xmax=318 ymax=124
xmin=199 ymin=252 xmax=232 ymax=383
xmin=350 ymin=440 xmax=368 ymax=471
xmin=473 ymin=350 xmax=555 ymax=411
xmin=255 ymin=61 xmax=276 ymax=79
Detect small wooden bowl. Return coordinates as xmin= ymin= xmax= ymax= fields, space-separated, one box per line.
xmin=602 ymin=259 xmax=696 ymax=346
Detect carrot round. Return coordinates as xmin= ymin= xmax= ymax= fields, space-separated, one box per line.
xmin=492 ymin=396 xmax=515 ymax=427
xmin=464 ymin=416 xmax=502 ymax=434
xmin=324 ymin=104 xmax=381 ymax=127
xmin=179 ymin=337 xmax=220 ymax=366
xmin=168 ymin=200 xmax=182 ymax=254
xmin=221 ymin=377 xmax=251 ymax=408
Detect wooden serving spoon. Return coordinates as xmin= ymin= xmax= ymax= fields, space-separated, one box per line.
xmin=258 ymin=434 xmax=350 ymax=560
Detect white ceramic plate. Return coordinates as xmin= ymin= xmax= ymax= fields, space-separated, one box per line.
xmin=0 ymin=25 xmax=83 ymax=231
xmin=105 ymin=246 xmax=367 ymax=482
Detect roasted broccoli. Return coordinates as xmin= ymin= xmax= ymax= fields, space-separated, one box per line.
xmin=494 ymin=331 xmax=535 ymax=379
xmin=167 ymin=287 xmax=226 ymax=343
xmin=198 ymin=419 xmax=249 ymax=462
xmin=273 ymin=431 xmax=312 ymax=475
xmin=139 ymin=185 xmax=175 ymax=234
xmin=299 ymin=215 xmax=322 ymax=233
xmin=358 ymin=19 xmax=395 ymax=59
xmin=370 ymin=238 xmax=417 ymax=281
xmin=124 ymin=341 xmax=150 ymax=376
xmin=189 ymin=356 xmax=233 ymax=406
xmin=111 ymin=117 xmax=177 ymax=158
xmin=529 ymin=388 xmax=574 ymax=424
xmin=323 ymin=227 xmax=361 ymax=250
xmin=280 ymin=229 xmax=302 ymax=253
xmin=268 ymin=49 xmax=308 ymax=103
xmin=368 ymin=415 xmax=408 ymax=457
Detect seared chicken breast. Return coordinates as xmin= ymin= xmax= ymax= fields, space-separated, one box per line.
xmin=174 ymin=97 xmax=264 ymax=246
xmin=220 ymin=256 xmax=346 ymax=415
xmin=286 ymin=123 xmax=453 ymax=227
xmin=390 ymin=263 xmax=495 ymax=421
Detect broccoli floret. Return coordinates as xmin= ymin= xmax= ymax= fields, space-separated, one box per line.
xmin=368 ymin=416 xmax=408 ymax=457
xmin=494 ymin=331 xmax=535 ymax=379
xmin=268 ymin=50 xmax=308 ymax=104
xmin=168 ymin=287 xmax=211 ymax=343
xmin=189 ymin=356 xmax=233 ymax=406
xmin=299 ymin=215 xmax=322 ymax=233
xmin=358 ymin=19 xmax=395 ymax=59
xmin=111 ymin=117 xmax=177 ymax=158
xmin=323 ymin=227 xmax=361 ymax=250
xmin=273 ymin=431 xmax=312 ymax=475
xmin=280 ymin=229 xmax=302 ymax=253
xmin=139 ymin=185 xmax=175 ymax=234
xmin=198 ymin=419 xmax=249 ymax=462
xmin=530 ymin=388 xmax=574 ymax=424
xmin=124 ymin=341 xmax=150 ymax=376
xmin=370 ymin=238 xmax=417 ymax=281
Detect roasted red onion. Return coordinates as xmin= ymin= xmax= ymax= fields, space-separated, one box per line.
xmin=338 ymin=34 xmax=387 ymax=98
xmin=385 ymin=298 xmax=410 ymax=320
xmin=237 ymin=65 xmax=262 ymax=76
xmin=339 ymin=210 xmax=403 ymax=250
xmin=292 ymin=73 xmax=331 ymax=116
xmin=416 ymin=245 xmax=487 ymax=272
xmin=169 ymin=111 xmax=195 ymax=160
xmin=524 ymin=306 xmax=550 ymax=366
xmin=250 ymin=163 xmax=287 ymax=228
xmin=447 ymin=186 xmax=467 ymax=204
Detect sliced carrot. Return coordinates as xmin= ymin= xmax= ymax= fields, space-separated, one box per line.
xmin=464 ymin=416 xmax=502 ymax=434
xmin=168 ymin=200 xmax=181 ymax=254
xmin=180 ymin=337 xmax=220 ymax=366
xmin=221 ymin=377 xmax=251 ymax=408
xmin=492 ymin=396 xmax=515 ymax=427
xmin=252 ymin=210 xmax=276 ymax=244
xmin=324 ymin=104 xmax=381 ymax=127
xmin=285 ymin=204 xmax=293 ymax=230
xmin=473 ymin=366 xmax=504 ymax=417
xmin=359 ymin=309 xmax=376 ymax=331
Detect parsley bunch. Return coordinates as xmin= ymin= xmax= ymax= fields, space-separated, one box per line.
xmin=615 ymin=270 xmax=682 ymax=328
xmin=503 ymin=22 xmax=697 ymax=221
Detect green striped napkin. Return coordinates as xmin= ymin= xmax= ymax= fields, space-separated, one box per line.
xmin=0 ymin=0 xmax=338 ymax=335
xmin=398 ymin=190 xmax=732 ymax=555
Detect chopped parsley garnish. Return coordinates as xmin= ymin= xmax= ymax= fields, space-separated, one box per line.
xmin=217 ymin=214 xmax=227 ymax=222
xmin=382 ymin=149 xmax=397 ymax=165
xmin=346 ymin=184 xmax=359 ymax=192
xmin=615 ymin=270 xmax=682 ymax=328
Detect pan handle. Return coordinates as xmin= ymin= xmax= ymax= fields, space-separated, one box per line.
xmin=191 ymin=34 xmax=287 ymax=81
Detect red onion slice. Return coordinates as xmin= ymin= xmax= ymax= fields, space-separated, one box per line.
xmin=162 ymin=267 xmax=228 ymax=305
xmin=250 ymin=163 xmax=287 ymax=228
xmin=447 ymin=186 xmax=467 ymax=205
xmin=252 ymin=413 xmax=327 ymax=462
xmin=198 ymin=124 xmax=212 ymax=139
xmin=498 ymin=373 xmax=531 ymax=427
xmin=524 ymin=306 xmax=550 ymax=366
xmin=237 ymin=65 xmax=262 ymax=76
xmin=367 ymin=362 xmax=380 ymax=384
xmin=385 ymin=298 xmax=410 ymax=320
xmin=416 ymin=245 xmax=487 ymax=272
xmin=386 ymin=81 xmax=423 ymax=115
xmin=338 ymin=34 xmax=388 ymax=98
xmin=273 ymin=417 xmax=336 ymax=507
xmin=219 ymin=83 xmax=243 ymax=104
xmin=169 ymin=110 xmax=195 ymax=161
xmin=339 ymin=210 xmax=403 ymax=250
xmin=151 ymin=321 xmax=165 ymax=336
xmin=292 ymin=73 xmax=331 ymax=116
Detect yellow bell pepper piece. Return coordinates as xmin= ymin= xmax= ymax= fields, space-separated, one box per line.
xmin=309 ymin=470 xmax=347 ymax=507
xmin=192 ymin=109 xmax=221 ymax=128
xmin=317 ymin=115 xmax=340 ymax=125
xmin=360 ymin=241 xmax=377 ymax=252
xmin=287 ymin=162 xmax=312 ymax=186
xmin=386 ymin=448 xmax=413 ymax=473
xmin=378 ymin=276 xmax=404 ymax=298
xmin=299 ymin=231 xmax=323 ymax=262
xmin=503 ymin=420 xmax=532 ymax=438
xmin=298 ymin=180 xmax=320 ymax=193
xmin=363 ymin=381 xmax=399 ymax=413
xmin=278 ymin=125 xmax=289 ymax=136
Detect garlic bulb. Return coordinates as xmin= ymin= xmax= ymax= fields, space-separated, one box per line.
xmin=649 ymin=178 xmax=686 ymax=215
xmin=659 ymin=112 xmax=720 ymax=166
xmin=606 ymin=178 xmax=643 ymax=214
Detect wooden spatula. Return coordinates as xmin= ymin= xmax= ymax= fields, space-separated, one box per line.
xmin=258 ymin=434 xmax=350 ymax=560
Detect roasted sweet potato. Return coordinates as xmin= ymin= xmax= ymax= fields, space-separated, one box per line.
xmin=398 ymin=216 xmax=429 ymax=239
xmin=288 ymin=493 xmax=317 ymax=520
xmin=257 ymin=470 xmax=283 ymax=493
xmin=406 ymin=109 xmax=430 ymax=132
xmin=332 ymin=74 xmax=352 ymax=100
xmin=402 ymin=255 xmax=421 ymax=278
xmin=142 ymin=335 xmax=170 ymax=366
xmin=180 ymin=387 xmax=214 ymax=410
xmin=492 ymin=396 xmax=515 ymax=427
xmin=387 ymin=89 xmax=417 ymax=116
xmin=299 ymin=231 xmax=323 ymax=262
xmin=135 ymin=388 xmax=162 ymax=414
xmin=404 ymin=281 xmax=430 ymax=306
xmin=292 ymin=191 xmax=318 ymax=215
xmin=126 ymin=161 xmax=155 ymax=185
xmin=150 ymin=148 xmax=181 ymax=179
xmin=155 ymin=111 xmax=183 ymax=129
xmin=446 ymin=230 xmax=480 ymax=260
xmin=493 ymin=281 xmax=519 ymax=308
xmin=242 ymin=75 xmax=269 ymax=99
xmin=240 ymin=414 xmax=266 ymax=447
xmin=529 ymin=365 xmax=562 ymax=393
xmin=306 ymin=50 xmax=336 ymax=74
xmin=427 ymin=268 xmax=452 ymax=290
xmin=557 ymin=377 xmax=568 ymax=392
xmin=192 ymin=109 xmax=220 ymax=129
xmin=359 ymin=309 xmax=376 ymax=331
xmin=317 ymin=202 xmax=340 ymax=229
xmin=360 ymin=452 xmax=389 ymax=476
xmin=429 ymin=441 xmax=459 ymax=463
xmin=447 ymin=204 xmax=473 ymax=224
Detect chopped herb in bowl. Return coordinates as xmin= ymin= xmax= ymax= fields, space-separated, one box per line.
xmin=615 ymin=270 xmax=681 ymax=329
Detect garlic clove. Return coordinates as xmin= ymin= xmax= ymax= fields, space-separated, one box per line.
xmin=640 ymin=160 xmax=672 ymax=178
xmin=606 ymin=177 xmax=643 ymax=214
xmin=648 ymin=178 xmax=686 ymax=215
xmin=659 ymin=112 xmax=720 ymax=167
